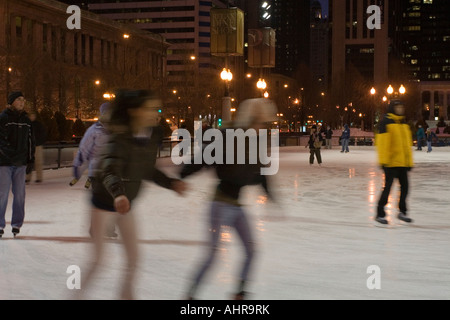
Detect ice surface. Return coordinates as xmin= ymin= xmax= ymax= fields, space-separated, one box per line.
xmin=0 ymin=146 xmax=449 ymax=300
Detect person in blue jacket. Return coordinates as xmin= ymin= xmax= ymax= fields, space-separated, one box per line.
xmin=425 ymin=128 xmax=437 ymax=153
xmin=416 ymin=125 xmax=425 ymax=151
xmin=340 ymin=124 xmax=350 ymax=153
xmin=71 ymin=102 xmax=111 ymax=189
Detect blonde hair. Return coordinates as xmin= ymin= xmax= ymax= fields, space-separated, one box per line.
xmin=233 ymin=98 xmax=277 ymax=129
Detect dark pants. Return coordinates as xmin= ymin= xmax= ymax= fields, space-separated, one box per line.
xmin=309 ymin=148 xmax=322 ymax=164
xmin=377 ymin=167 xmax=409 ymax=218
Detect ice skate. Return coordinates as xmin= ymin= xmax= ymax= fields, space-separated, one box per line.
xmin=84 ymin=178 xmax=92 ymax=189
xmin=12 ymin=227 xmax=20 ymax=238
xmin=0 ymin=229 xmax=3 ymax=238
xmin=375 ymin=216 xmax=388 ymax=225
xmin=398 ymin=212 xmax=413 ymax=223
xmin=69 ymin=178 xmax=78 ymax=186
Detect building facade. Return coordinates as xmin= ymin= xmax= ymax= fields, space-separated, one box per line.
xmin=84 ymin=0 xmax=234 ymax=88
xmin=392 ymin=0 xmax=450 ymax=120
xmin=0 ymin=0 xmax=168 ymax=118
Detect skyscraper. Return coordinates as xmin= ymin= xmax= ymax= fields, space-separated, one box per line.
xmin=310 ymin=0 xmax=328 ymax=92
xmin=271 ymin=0 xmax=310 ymax=77
xmin=330 ymin=0 xmax=390 ymax=87
xmin=392 ymin=0 xmax=450 ymax=120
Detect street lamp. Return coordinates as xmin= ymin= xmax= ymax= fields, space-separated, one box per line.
xmin=387 ymin=85 xmax=394 ymax=95
xmin=256 ymin=78 xmax=267 ymax=90
xmin=220 ymin=68 xmax=233 ymax=122
xmin=399 ymin=84 xmax=406 ymax=95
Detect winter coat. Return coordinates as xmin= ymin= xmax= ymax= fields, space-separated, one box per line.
xmin=325 ymin=129 xmax=333 ymax=139
xmin=180 ymin=129 xmax=272 ymax=206
xmin=375 ymin=113 xmax=413 ymax=168
xmin=416 ymin=127 xmax=425 ymax=140
xmin=73 ymin=121 xmax=109 ymax=178
xmin=426 ymin=130 xmax=437 ymax=142
xmin=307 ymin=131 xmax=323 ymax=149
xmin=0 ymin=107 xmax=35 ymax=166
xmin=341 ymin=125 xmax=350 ymax=140
xmin=91 ymin=126 xmax=177 ymax=211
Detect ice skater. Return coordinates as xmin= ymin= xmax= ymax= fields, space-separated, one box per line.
xmin=70 ymin=102 xmax=111 ymax=189
xmin=70 ymin=102 xmax=118 ymax=238
xmin=340 ymin=124 xmax=350 ymax=153
xmin=179 ymin=98 xmax=278 ymax=300
xmin=306 ymin=125 xmax=323 ymax=165
xmin=425 ymin=128 xmax=437 ymax=153
xmin=77 ymin=90 xmax=186 ymax=300
xmin=0 ymin=91 xmax=35 ymax=238
xmin=375 ymin=100 xmax=413 ymax=225
xmin=416 ymin=125 xmax=425 ymax=151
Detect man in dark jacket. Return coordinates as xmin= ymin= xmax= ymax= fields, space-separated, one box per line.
xmin=0 ymin=91 xmax=35 ymax=237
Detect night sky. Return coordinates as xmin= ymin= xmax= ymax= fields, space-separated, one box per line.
xmin=318 ymin=0 xmax=329 ymax=18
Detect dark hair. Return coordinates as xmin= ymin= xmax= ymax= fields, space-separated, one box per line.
xmin=107 ymin=89 xmax=157 ymax=129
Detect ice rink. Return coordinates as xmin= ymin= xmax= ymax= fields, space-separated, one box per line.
xmin=0 ymin=146 xmax=449 ymax=300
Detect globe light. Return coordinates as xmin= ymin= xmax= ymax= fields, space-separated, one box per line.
xmin=370 ymin=87 xmax=376 ymax=95
xmin=399 ymin=84 xmax=406 ymax=95
xmin=220 ymin=68 xmax=232 ymax=81
xmin=387 ymin=85 xmax=394 ymax=95
xmin=256 ymin=78 xmax=267 ymax=90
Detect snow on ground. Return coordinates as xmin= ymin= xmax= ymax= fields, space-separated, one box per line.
xmin=0 ymin=146 xmax=449 ymax=300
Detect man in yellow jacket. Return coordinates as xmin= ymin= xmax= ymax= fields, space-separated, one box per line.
xmin=375 ymin=100 xmax=414 ymax=225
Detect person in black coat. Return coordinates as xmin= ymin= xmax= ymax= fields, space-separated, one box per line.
xmin=26 ymin=111 xmax=47 ymax=183
xmin=306 ymin=125 xmax=323 ymax=165
xmin=0 ymin=91 xmax=35 ymax=237
xmin=180 ymin=98 xmax=278 ymax=300
xmin=325 ymin=125 xmax=333 ymax=149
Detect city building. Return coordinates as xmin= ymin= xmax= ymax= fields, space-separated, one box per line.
xmin=83 ymin=0 xmax=235 ymax=88
xmin=391 ymin=0 xmax=450 ymax=120
xmin=310 ymin=0 xmax=329 ymax=93
xmin=0 ymin=0 xmax=168 ymax=118
xmin=271 ymin=0 xmax=310 ymax=78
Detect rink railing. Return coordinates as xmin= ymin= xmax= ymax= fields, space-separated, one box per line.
xmin=42 ymin=138 xmax=180 ymax=170
xmin=42 ymin=135 xmax=450 ymax=170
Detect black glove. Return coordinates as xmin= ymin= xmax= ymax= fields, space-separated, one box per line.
xmin=26 ymin=163 xmax=34 ymax=175
xmin=407 ymin=167 xmax=412 ymax=172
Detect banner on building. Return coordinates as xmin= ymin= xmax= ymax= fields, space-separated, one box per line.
xmin=210 ymin=8 xmax=244 ymax=56
xmin=248 ymin=28 xmax=276 ymax=68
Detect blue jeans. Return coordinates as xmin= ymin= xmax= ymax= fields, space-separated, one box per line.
xmin=341 ymin=138 xmax=349 ymax=152
xmin=427 ymin=141 xmax=432 ymax=152
xmin=192 ymin=201 xmax=255 ymax=289
xmin=0 ymin=166 xmax=26 ymax=229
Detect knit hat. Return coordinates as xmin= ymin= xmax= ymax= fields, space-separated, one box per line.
xmin=7 ymin=91 xmax=24 ymax=105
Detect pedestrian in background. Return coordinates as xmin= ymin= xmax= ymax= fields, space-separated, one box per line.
xmin=425 ymin=128 xmax=437 ymax=153
xmin=416 ymin=125 xmax=425 ymax=151
xmin=340 ymin=124 xmax=350 ymax=153
xmin=0 ymin=91 xmax=35 ymax=238
xmin=306 ymin=125 xmax=323 ymax=166
xmin=26 ymin=111 xmax=46 ymax=183
xmin=325 ymin=125 xmax=333 ymax=149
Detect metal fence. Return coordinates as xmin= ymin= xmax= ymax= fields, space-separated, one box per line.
xmin=42 ymin=138 xmax=179 ymax=169
xmin=42 ymin=135 xmax=450 ymax=170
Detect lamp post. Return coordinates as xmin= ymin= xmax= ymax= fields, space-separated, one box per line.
xmin=256 ymin=78 xmax=267 ymax=97
xmin=220 ymin=68 xmax=233 ymax=122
